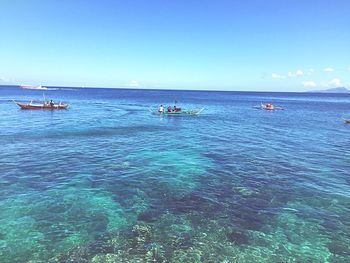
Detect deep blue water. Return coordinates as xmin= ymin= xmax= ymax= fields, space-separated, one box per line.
xmin=0 ymin=86 xmax=350 ymax=262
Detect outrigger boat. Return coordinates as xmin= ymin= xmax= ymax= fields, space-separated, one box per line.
xmin=254 ymin=103 xmax=284 ymax=111
xmin=150 ymin=107 xmax=204 ymax=116
xmin=13 ymin=100 xmax=69 ymax=110
xmin=20 ymin=85 xmax=48 ymax=90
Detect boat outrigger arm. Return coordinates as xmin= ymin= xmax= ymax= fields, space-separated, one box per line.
xmin=186 ymin=108 xmax=205 ymax=115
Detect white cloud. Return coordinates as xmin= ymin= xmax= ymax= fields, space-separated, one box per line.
xmin=347 ymin=67 xmax=350 ymax=71
xmin=272 ymin=73 xmax=285 ymax=79
xmin=296 ymin=69 xmax=303 ymax=76
xmin=129 ymin=80 xmax=140 ymax=87
xmin=324 ymin=67 xmax=334 ymax=72
xmin=329 ymin=78 xmax=343 ymax=87
xmin=287 ymin=72 xmax=294 ymax=77
xmin=302 ymin=81 xmax=317 ymax=88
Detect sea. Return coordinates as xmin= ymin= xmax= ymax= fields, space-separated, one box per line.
xmin=0 ymin=86 xmax=349 ymax=262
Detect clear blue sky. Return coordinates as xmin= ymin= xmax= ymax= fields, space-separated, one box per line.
xmin=0 ymin=0 xmax=349 ymax=91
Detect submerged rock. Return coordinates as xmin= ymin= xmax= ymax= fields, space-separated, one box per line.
xmin=132 ymin=223 xmax=152 ymax=245
xmin=48 ymin=244 xmax=91 ymax=263
xmin=138 ymin=209 xmax=161 ymax=222
xmin=91 ymin=253 xmax=123 ymax=263
xmin=107 ymin=233 xmax=127 ymax=252
xmin=145 ymin=243 xmax=165 ymax=263
xmin=171 ymin=248 xmax=202 ymax=263
xmin=226 ymin=230 xmax=250 ymax=245
xmin=327 ymin=240 xmax=350 ymax=257
xmin=130 ymin=223 xmax=154 ymax=259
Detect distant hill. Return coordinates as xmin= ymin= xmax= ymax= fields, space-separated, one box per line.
xmin=307 ymin=87 xmax=350 ymax=93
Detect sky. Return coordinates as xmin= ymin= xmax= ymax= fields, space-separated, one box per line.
xmin=0 ymin=0 xmax=349 ymax=91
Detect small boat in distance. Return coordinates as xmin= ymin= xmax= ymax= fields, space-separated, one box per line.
xmin=20 ymin=85 xmax=48 ymax=90
xmin=254 ymin=103 xmax=284 ymax=111
xmin=343 ymin=118 xmax=350 ymax=124
xmin=13 ymin=100 xmax=69 ymax=110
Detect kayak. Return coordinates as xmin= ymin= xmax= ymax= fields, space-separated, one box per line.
xmin=14 ymin=100 xmax=69 ymax=110
xmin=151 ymin=108 xmax=204 ymax=116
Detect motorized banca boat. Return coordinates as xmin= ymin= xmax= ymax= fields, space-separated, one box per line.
xmin=254 ymin=103 xmax=284 ymax=111
xmin=19 ymin=85 xmax=48 ymax=90
xmin=150 ymin=107 xmax=204 ymax=116
xmin=13 ymin=100 xmax=69 ymax=110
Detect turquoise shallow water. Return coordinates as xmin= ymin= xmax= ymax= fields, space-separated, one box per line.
xmin=0 ymin=86 xmax=350 ymax=262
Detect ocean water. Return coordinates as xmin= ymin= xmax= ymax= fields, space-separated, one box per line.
xmin=0 ymin=86 xmax=350 ymax=262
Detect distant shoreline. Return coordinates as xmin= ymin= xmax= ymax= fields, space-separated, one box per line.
xmin=306 ymin=87 xmax=350 ymax=94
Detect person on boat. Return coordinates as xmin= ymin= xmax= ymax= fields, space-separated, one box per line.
xmin=167 ymin=106 xmax=172 ymax=112
xmin=158 ymin=105 xmax=164 ymax=113
xmin=49 ymin=100 xmax=54 ymax=107
xmin=173 ymin=105 xmax=182 ymax=112
xmin=266 ymin=103 xmax=274 ymax=110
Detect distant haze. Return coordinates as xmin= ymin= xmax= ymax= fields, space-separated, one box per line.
xmin=306 ymin=87 xmax=350 ymax=93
